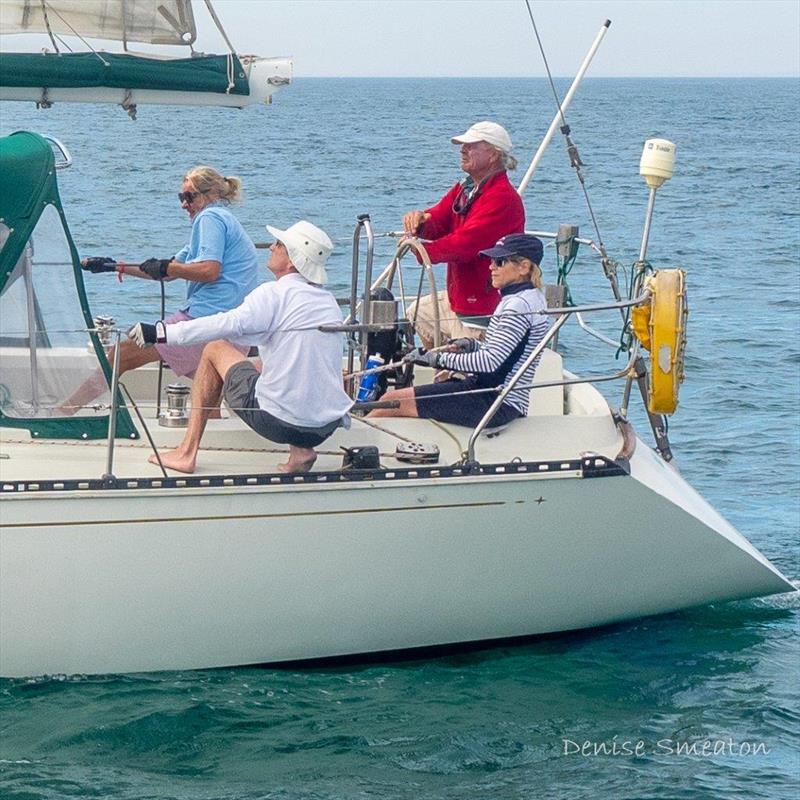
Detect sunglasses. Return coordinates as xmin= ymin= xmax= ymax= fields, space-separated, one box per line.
xmin=178 ymin=190 xmax=207 ymax=204
xmin=491 ymin=257 xmax=521 ymax=267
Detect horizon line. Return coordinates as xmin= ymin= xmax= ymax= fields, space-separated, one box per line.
xmin=291 ymin=74 xmax=799 ymax=80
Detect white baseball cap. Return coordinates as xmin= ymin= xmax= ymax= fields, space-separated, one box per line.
xmin=265 ymin=220 xmax=333 ymax=284
xmin=451 ymin=121 xmax=513 ymax=154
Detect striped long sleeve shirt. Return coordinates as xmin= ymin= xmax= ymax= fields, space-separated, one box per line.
xmin=437 ymin=283 xmax=550 ymax=416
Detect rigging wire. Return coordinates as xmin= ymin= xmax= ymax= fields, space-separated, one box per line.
xmin=42 ymin=1 xmax=111 ymax=65
xmin=118 ymin=382 xmax=169 ymax=478
xmin=38 ymin=0 xmax=59 ymax=53
xmin=53 ymin=33 xmax=73 ymax=52
xmin=522 ymin=0 xmax=606 ymax=253
xmin=203 ymin=0 xmax=238 ymax=54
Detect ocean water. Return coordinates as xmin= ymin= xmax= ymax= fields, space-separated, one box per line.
xmin=1 ymin=78 xmax=798 ymax=799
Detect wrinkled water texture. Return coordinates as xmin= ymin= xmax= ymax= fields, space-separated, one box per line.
xmin=1 ymin=78 xmax=798 ymax=799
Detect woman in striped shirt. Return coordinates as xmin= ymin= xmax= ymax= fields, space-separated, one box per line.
xmin=370 ymin=234 xmax=550 ymax=429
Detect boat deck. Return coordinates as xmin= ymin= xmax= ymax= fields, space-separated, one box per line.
xmin=0 ymin=351 xmax=623 ymax=484
xmin=0 ymin=409 xmax=623 ymax=483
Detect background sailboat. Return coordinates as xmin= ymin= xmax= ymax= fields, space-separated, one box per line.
xmin=0 ymin=0 xmax=292 ymax=117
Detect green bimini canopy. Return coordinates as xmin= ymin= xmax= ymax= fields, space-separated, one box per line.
xmin=0 ymin=131 xmax=137 ymax=440
xmin=0 ymin=52 xmax=249 ymax=95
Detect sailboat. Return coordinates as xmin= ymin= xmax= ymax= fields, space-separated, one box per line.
xmin=0 ymin=12 xmax=793 ymax=678
xmin=0 ymin=0 xmax=291 ymax=117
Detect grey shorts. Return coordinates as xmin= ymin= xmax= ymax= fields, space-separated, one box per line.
xmin=223 ymin=361 xmax=343 ymax=448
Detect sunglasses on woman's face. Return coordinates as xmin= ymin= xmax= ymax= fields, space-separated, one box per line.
xmin=178 ymin=190 xmax=206 ymax=203
xmin=491 ymin=257 xmax=520 ymax=268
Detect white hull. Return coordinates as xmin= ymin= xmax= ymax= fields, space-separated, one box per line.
xmin=0 ymin=422 xmax=791 ymax=677
xmin=0 ymin=56 xmax=292 ymax=109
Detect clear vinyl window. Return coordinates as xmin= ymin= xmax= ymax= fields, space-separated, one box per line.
xmin=0 ymin=204 xmax=111 ymax=419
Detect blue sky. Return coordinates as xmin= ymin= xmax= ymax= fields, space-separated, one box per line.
xmin=197 ymin=0 xmax=800 ymax=77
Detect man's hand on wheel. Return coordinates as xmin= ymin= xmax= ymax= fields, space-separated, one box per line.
xmin=127 ymin=321 xmax=167 ymax=348
xmin=402 ymin=210 xmax=431 ymax=235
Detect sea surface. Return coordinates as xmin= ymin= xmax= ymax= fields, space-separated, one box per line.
xmin=1 ymin=78 xmax=798 ymax=799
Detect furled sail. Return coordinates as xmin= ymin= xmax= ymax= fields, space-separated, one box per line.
xmin=0 ymin=0 xmax=197 ymax=46
xmin=0 ymin=0 xmax=292 ymax=113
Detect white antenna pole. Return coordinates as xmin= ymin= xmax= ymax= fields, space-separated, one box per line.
xmin=517 ymin=20 xmax=611 ymax=197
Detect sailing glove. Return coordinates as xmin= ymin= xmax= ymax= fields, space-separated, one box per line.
xmin=139 ymin=258 xmax=171 ymax=280
xmin=447 ymin=337 xmax=480 ymax=353
xmin=405 ymin=347 xmax=440 ymax=369
xmin=81 ymin=257 xmax=118 ymax=273
xmin=128 ymin=321 xmax=167 ymax=348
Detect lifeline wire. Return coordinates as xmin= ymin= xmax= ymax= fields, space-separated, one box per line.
xmin=3 ymin=307 xmax=544 ymax=338
xmin=47 ymin=360 xmax=631 ymax=418
xmin=8 ymin=293 xmax=648 ymax=340
xmin=52 ymin=385 xmax=504 ymax=415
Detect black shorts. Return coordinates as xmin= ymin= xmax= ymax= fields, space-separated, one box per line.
xmin=223 ymin=361 xmax=343 ymax=448
xmin=414 ymin=376 xmax=522 ymax=429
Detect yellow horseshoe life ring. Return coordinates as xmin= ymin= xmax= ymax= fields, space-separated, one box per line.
xmin=630 ymin=269 xmax=688 ymax=415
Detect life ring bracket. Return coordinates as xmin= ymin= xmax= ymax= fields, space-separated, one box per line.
xmin=630 ymin=269 xmax=688 ymax=415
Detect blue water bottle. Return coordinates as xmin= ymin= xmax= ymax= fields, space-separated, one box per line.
xmin=356 ymin=355 xmax=385 ymax=403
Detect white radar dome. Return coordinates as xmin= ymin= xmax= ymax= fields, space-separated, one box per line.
xmin=640 ymin=138 xmax=676 ymax=188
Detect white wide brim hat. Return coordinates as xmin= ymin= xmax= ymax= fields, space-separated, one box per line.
xmin=451 ymin=121 xmax=513 ymax=154
xmin=266 ymin=220 xmax=333 ymax=284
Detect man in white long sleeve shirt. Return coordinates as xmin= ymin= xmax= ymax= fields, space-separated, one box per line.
xmin=129 ymin=220 xmax=352 ymax=474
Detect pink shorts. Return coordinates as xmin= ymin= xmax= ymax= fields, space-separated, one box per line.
xmin=155 ymin=310 xmax=249 ymax=378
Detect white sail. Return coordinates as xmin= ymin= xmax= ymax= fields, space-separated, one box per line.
xmin=0 ymin=0 xmax=196 ymax=46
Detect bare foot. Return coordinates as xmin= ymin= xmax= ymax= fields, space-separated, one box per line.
xmin=277 ymin=450 xmax=317 ymax=474
xmin=148 ymin=449 xmax=197 ymax=474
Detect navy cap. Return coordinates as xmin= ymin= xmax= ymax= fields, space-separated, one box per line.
xmin=480 ymin=233 xmax=543 ymax=265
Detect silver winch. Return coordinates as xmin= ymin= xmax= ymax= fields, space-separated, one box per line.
xmin=158 ymin=383 xmax=191 ymax=427
xmin=91 ymin=315 xmax=115 ymax=349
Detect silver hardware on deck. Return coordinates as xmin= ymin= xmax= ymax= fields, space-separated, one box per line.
xmin=158 ymin=383 xmax=191 ymax=428
xmin=395 ymin=442 xmax=440 ymax=464
xmin=346 ymin=214 xmax=376 ymax=392
xmin=93 ymin=315 xmax=116 ymax=348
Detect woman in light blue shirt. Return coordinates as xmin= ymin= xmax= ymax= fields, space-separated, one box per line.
xmin=173 ymin=167 xmax=260 ymax=321
xmin=63 ymin=166 xmax=258 ymax=414
xmin=103 ymin=166 xmax=257 ymax=377
xmin=142 ymin=165 xmax=260 ymax=376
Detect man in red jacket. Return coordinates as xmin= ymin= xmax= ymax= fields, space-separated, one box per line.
xmin=403 ymin=121 xmax=525 ymax=348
